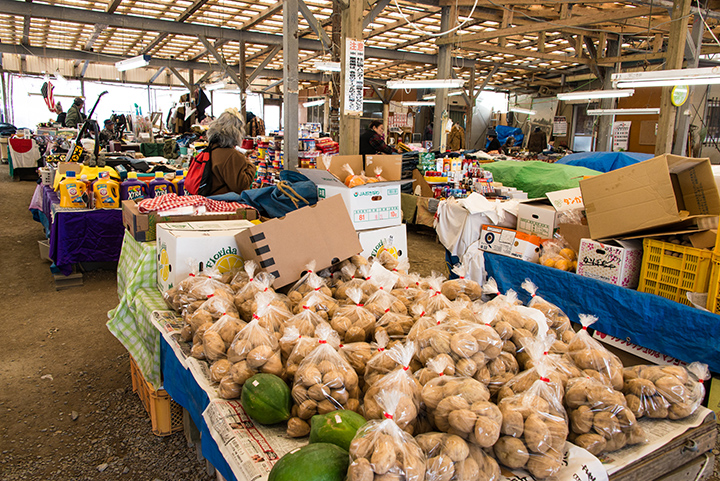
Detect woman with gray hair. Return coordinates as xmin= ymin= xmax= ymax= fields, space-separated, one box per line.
xmin=205 ymin=108 xmax=256 ymax=197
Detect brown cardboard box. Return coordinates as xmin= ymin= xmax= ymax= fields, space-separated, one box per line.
xmin=234 ymin=195 xmax=362 ymax=288
xmin=558 ymin=223 xmax=591 ymax=253
xmin=122 ymin=200 xmax=258 ymax=242
xmin=580 ymin=154 xmax=720 ymax=239
xmin=364 ymin=155 xmax=403 ymax=181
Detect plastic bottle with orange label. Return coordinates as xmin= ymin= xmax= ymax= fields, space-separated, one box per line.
xmin=58 ymin=171 xmax=88 ymax=208
xmin=93 ymin=171 xmax=120 ymax=208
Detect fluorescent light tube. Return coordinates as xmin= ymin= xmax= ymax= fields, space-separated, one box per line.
xmin=587 ymin=108 xmax=660 ymax=115
xmin=509 ymin=107 xmax=536 ymax=115
xmin=315 ymin=61 xmax=341 ymax=72
xmin=55 ymin=71 xmax=66 ymax=83
xmin=205 ymin=81 xmax=226 ymax=91
xmin=303 ymin=99 xmax=325 ymax=108
xmin=387 ymin=79 xmax=465 ymax=90
xmin=401 ymin=101 xmax=435 ymax=106
xmin=556 ymin=89 xmax=635 ymax=101
xmin=423 ymin=90 xmax=467 ymax=100
xmin=612 ymin=67 xmax=720 ymax=88
xmin=115 ymin=54 xmax=151 ymax=71
xmin=363 ymin=99 xmax=384 ymax=103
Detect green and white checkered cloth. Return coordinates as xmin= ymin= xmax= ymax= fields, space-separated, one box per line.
xmin=107 ymin=231 xmax=170 ymax=387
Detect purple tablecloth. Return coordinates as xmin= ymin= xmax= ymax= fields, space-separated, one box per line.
xmin=36 ymin=185 xmax=124 ymax=275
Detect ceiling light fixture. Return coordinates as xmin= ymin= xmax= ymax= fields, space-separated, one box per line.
xmin=205 ymin=81 xmax=226 ymax=91
xmin=401 ymin=101 xmax=435 ymax=106
xmin=115 ymin=54 xmax=151 ymax=71
xmin=612 ymin=67 xmax=720 ymax=88
xmin=315 ymin=61 xmax=341 ymax=72
xmin=509 ymin=107 xmax=536 ymax=115
xmin=363 ymin=99 xmax=384 ymax=103
xmin=303 ymin=99 xmax=325 ymax=108
xmin=387 ymin=79 xmax=464 ymax=90
xmin=587 ymin=108 xmax=661 ymax=115
xmin=556 ymin=89 xmax=635 ymax=101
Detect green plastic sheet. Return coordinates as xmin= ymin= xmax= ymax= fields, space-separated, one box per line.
xmin=481 ymin=161 xmax=601 ymax=198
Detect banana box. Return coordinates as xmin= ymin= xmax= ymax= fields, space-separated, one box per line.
xmin=156 ymin=220 xmax=255 ymax=292
xmin=357 ymin=224 xmax=407 ymax=262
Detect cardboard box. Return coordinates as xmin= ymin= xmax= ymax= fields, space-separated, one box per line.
xmin=299 ymin=162 xmax=407 ymax=231
xmin=557 ymin=223 xmax=591 ymax=253
xmin=517 ymin=200 xmax=558 ymax=239
xmin=364 ymin=155 xmax=403 ymax=181
xmin=576 ymin=238 xmax=643 ymax=288
xmin=357 ymin=224 xmax=408 ymax=262
xmin=122 ymin=200 xmax=258 ymax=242
xmin=234 ymin=195 xmax=363 ymax=288
xmin=478 ymin=225 xmax=542 ymax=262
xmin=580 ymin=154 xmax=720 ymax=239
xmin=156 ymin=220 xmax=255 ymax=291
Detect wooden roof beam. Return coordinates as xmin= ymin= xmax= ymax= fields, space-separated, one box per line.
xmin=199 ymin=34 xmax=244 ymax=89
xmin=459 ymin=43 xmax=593 ymax=65
xmin=363 ymin=0 xmax=390 ymax=29
xmin=298 ymin=0 xmax=331 ymax=49
xmin=106 ymin=0 xmax=122 ymax=14
xmin=168 ymin=66 xmax=192 ymax=89
xmin=247 ymin=45 xmax=281 ymax=83
xmin=363 ymin=10 xmax=438 ymax=39
xmin=239 ymin=0 xmax=283 ymax=30
xmin=188 ymin=38 xmax=229 ymax=62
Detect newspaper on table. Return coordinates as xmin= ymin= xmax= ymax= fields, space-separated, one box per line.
xmin=203 ymin=399 xmax=307 ymax=481
xmin=499 ymin=442 xmax=608 ymax=481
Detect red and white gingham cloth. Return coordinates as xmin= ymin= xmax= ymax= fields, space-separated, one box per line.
xmin=137 ymin=193 xmax=254 ymax=214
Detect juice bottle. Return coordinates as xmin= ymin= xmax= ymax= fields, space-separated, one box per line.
xmin=93 ymin=172 xmax=120 ymax=208
xmin=58 ymin=171 xmax=87 ymax=208
xmin=120 ymin=172 xmax=148 ymax=201
xmin=171 ymin=170 xmax=185 ymax=196
xmin=148 ymin=171 xmax=173 ymax=198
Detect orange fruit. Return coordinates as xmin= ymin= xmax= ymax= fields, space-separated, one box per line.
xmin=542 ymin=258 xmax=556 ymax=268
xmin=555 ymin=259 xmax=572 ymax=271
xmin=559 ymin=248 xmax=576 ymax=261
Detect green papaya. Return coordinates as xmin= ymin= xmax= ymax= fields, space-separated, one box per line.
xmin=241 ymin=373 xmax=291 ymax=424
xmin=309 ymin=409 xmax=367 ymax=452
xmin=269 ymin=443 xmax=349 ymax=481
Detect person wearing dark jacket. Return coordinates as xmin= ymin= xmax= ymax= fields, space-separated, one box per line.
xmin=206 ymin=109 xmax=257 ymax=197
xmin=527 ymin=127 xmax=548 ymax=154
xmin=359 ymin=120 xmax=397 ymax=155
xmin=64 ymin=97 xmax=84 ymax=128
xmin=485 ymin=131 xmax=502 ymax=153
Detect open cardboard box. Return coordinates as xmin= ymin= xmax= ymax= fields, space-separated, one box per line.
xmin=580 ymin=154 xmax=720 ymax=239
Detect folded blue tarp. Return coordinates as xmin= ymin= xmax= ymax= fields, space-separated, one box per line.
xmin=555 ymin=151 xmax=653 ymax=173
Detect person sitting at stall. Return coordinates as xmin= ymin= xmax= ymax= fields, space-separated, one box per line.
xmin=204 ymin=108 xmax=257 ymax=200
xmin=246 ymin=111 xmax=266 ymax=137
xmin=485 ymin=130 xmax=502 ymax=153
xmin=359 ymin=120 xmax=398 ymax=155
xmin=528 ymin=127 xmax=548 ymax=154
xmin=503 ymin=135 xmax=516 ymax=155
xmin=99 ymin=119 xmax=115 ymax=148
xmin=64 ymin=97 xmax=85 ymax=128
xmin=55 ymin=102 xmax=66 ymax=126
xmin=424 ymin=122 xmax=433 ymax=141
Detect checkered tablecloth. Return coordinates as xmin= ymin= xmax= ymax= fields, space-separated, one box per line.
xmin=107 ymin=231 xmax=170 ymax=387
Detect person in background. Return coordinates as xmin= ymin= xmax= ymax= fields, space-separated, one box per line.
xmin=359 ymin=120 xmax=397 ymax=155
xmin=64 ymin=97 xmax=85 ymax=128
xmin=246 ymin=111 xmax=266 ymax=137
xmin=528 ymin=127 xmax=548 ymax=154
xmin=55 ymin=102 xmax=66 ymax=126
xmin=99 ymin=119 xmax=115 ymax=148
xmin=485 ymin=130 xmax=502 ymax=153
xmin=424 ymin=122 xmax=433 ymax=141
xmin=206 ymin=108 xmax=257 ymax=199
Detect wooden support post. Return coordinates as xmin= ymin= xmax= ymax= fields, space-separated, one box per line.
xmin=599 ymin=32 xmax=607 ymax=57
xmin=466 ymin=65 xmax=476 ymax=149
xmin=655 ymin=0 xmax=692 ymax=155
xmin=673 ymin=15 xmax=703 ymax=155
xmin=239 ymin=40 xmax=247 ymax=119
xmin=538 ymin=31 xmax=545 ymax=53
xmin=654 ymin=33 xmax=664 ymax=52
xmin=283 ymin=0 xmax=299 ymax=169
xmin=339 ymin=0 xmax=363 ymax=155
xmin=433 ymin=5 xmax=454 ymax=150
xmin=499 ymin=9 xmax=513 ymax=48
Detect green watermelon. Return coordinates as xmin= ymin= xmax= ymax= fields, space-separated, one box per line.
xmin=309 ymin=410 xmax=366 ymax=451
xmin=241 ymin=374 xmax=291 ymax=424
xmin=269 ymin=443 xmax=349 ymax=481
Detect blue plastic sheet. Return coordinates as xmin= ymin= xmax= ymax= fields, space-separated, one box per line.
xmin=494 ymin=125 xmax=524 ymax=147
xmin=483 ymin=252 xmax=720 ymax=372
xmin=555 ymin=151 xmax=652 ymax=173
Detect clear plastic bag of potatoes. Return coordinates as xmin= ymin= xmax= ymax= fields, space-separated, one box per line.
xmin=348 ymin=389 xmax=427 ymax=481
xmin=253 ymin=290 xmax=292 ymax=336
xmin=441 ymin=264 xmax=483 ymax=302
xmin=234 ymin=267 xmax=277 ymax=321
xmin=622 ymin=362 xmax=709 ymax=421
xmin=364 ymin=330 xmax=396 ymax=388
xmin=365 ymin=274 xmax=407 ymax=319
xmin=494 ymin=347 xmax=569 ymax=479
xmin=567 ymin=315 xmax=624 ymax=391
xmin=283 ymin=295 xmax=325 ymax=339
xmin=288 ymin=261 xmax=333 ymax=301
xmin=201 ymin=314 xmax=246 ymax=362
xmin=420 ymin=357 xmax=501 ymax=448
xmin=363 ymin=342 xmax=422 ymax=434
xmin=292 ymin=269 xmax=339 ymax=322
xmin=565 ymin=375 xmax=646 ymax=455
xmin=194 ymin=292 xmax=239 ymax=320
xmin=340 ymin=341 xmax=375 ymax=386
xmin=481 ymin=277 xmax=515 ymax=307
xmin=415 ymin=273 xmax=453 ymax=315
xmin=375 ymin=296 xmax=415 ymax=341
xmin=416 ymin=432 xmax=500 ymax=481
xmin=334 ymin=264 xmax=369 ymax=302
xmin=281 ymin=323 xmax=340 ymax=381
xmin=166 ymin=268 xmax=235 ymax=314
xmin=521 ymin=279 xmax=573 ymax=337
xmin=226 ymin=318 xmax=284 ymax=385
xmin=291 ymin=324 xmax=361 ymax=425
xmin=331 ymin=287 xmax=377 ymax=343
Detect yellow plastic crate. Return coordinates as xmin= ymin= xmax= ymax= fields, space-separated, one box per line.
xmin=638 ymin=238 xmax=713 ymax=307
xmin=129 ymin=356 xmax=183 ymax=436
xmin=706 ymin=256 xmax=720 ymax=313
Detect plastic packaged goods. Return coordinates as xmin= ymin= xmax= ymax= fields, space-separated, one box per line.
xmin=343 ymin=163 xmax=366 ymax=188
xmin=567 ymin=315 xmax=624 ymax=391
xmin=565 ymin=375 xmax=646 ymax=455
xmin=340 ymin=341 xmax=375 ymax=384
xmin=364 ymin=274 xmax=408 ymax=319
xmin=330 ymin=287 xmax=376 ymax=343
xmin=374 ymin=296 xmax=415 ymax=341
xmin=622 ymin=362 xmax=710 ymax=420
xmin=347 ymin=389 xmax=427 ymax=481
xmin=253 ymin=290 xmax=293 ymax=337
xmin=148 ymin=171 xmax=173 ymax=198
xmin=415 ymin=273 xmax=453 ymax=315
xmin=283 ymin=296 xmax=325 ymax=340
xmin=120 ymin=172 xmax=148 ymax=201
xmin=164 ymin=268 xmax=235 ymax=313
xmin=281 ymin=323 xmax=340 ymax=381
xmin=193 ymin=293 xmax=239 ymax=320
xmin=494 ymin=348 xmax=569 ymax=479
xmin=521 ymin=278 xmax=573 ymax=339
xmin=364 ymin=331 xmax=397 ymax=388
xmin=233 ymin=265 xmax=278 ymax=321
xmin=291 ymin=271 xmax=339 ymax=322
xmin=416 ymin=432 xmax=500 ymax=481
xmin=362 ymin=342 xmax=422 ymax=434
xmin=539 ymin=236 xmax=577 ymax=272
xmin=290 ymin=325 xmax=361 ymax=432
xmin=408 ymin=308 xmax=446 ymax=346
xmin=334 ymin=264 xmax=368 ymax=302
xmin=441 ymin=264 xmax=483 ymax=302
xmin=289 ymin=261 xmax=333 ymax=300
xmin=229 ymin=260 xmax=255 ymax=292
xmin=58 ymin=171 xmax=87 ymax=208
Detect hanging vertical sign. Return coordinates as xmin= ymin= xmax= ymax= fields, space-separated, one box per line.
xmin=344 ymin=39 xmax=364 ymax=115
xmin=553 ymin=116 xmax=567 ymax=136
xmin=612 ymin=121 xmax=631 ymax=151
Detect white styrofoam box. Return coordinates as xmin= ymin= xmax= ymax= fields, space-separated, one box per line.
xmin=156 ymin=220 xmax=255 ymax=292
xmin=576 ymin=238 xmax=643 ymax=288
xmin=299 ymin=168 xmax=405 ymax=231
xmin=357 ymin=224 xmax=408 ymax=262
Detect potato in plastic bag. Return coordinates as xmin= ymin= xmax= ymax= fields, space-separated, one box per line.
xmin=234 ymin=268 xmax=277 ymax=321
xmin=289 ymin=261 xmax=334 ymax=302
xmin=194 ymin=293 xmax=239 ymax=320
xmin=281 ymin=323 xmax=340 ymax=381
xmin=416 ymin=432 xmax=500 ymax=481
xmin=521 ymin=278 xmax=572 ymax=336
xmin=292 ymin=272 xmax=339 ymax=322
xmin=622 ymin=362 xmax=709 ymax=420
xmin=363 ymin=342 xmax=422 ymax=434
xmin=331 ymin=287 xmax=376 ymax=343
xmin=334 ymin=264 xmax=369 ymax=302
xmin=415 ymin=273 xmax=453 ymax=315
xmin=253 ymin=290 xmax=292 ymax=336
xmin=364 ymin=330 xmax=398 ymax=388
xmin=565 ymin=375 xmax=646 ymax=455
xmin=441 ymin=264 xmax=483 ymax=302
xmin=568 ymin=315 xmax=624 ymax=391
xmin=365 ymin=276 xmax=407 ymax=319
xmin=375 ymin=297 xmax=415 ymax=340
xmin=347 ymin=388 xmax=427 ymax=481
xmin=226 ymin=318 xmax=284 ymax=383
xmin=205 ymin=314 xmax=245 ymax=350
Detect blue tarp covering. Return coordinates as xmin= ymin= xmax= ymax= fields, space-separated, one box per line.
xmin=483 ymin=252 xmax=720 ymax=372
xmin=555 ymin=151 xmax=653 ymax=173
xmin=490 ymin=125 xmax=524 ymax=148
